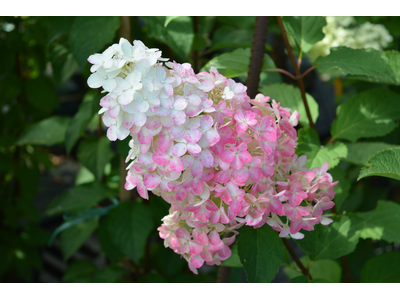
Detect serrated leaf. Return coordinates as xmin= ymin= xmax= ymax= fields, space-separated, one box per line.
xmin=60 ymin=218 xmax=98 ymax=260
xmin=294 ymin=215 xmax=360 ymax=260
xmin=69 ymin=17 xmax=120 ymax=68
xmin=17 ymin=116 xmax=70 ymax=146
xmin=361 ymin=252 xmax=400 ymax=283
xmin=385 ymin=50 xmax=400 ymax=84
xmin=296 ymin=128 xmax=348 ymax=170
xmin=331 ymin=89 xmax=400 ymax=143
xmin=98 ymin=201 xmax=154 ymax=264
xmin=238 ymin=225 xmax=285 ymax=283
xmin=315 ymin=47 xmax=398 ymax=84
xmin=260 ymin=83 xmax=319 ymax=127
xmin=283 ymin=16 xmax=327 ymax=54
xmin=142 ymin=16 xmax=193 ymax=60
xmin=46 ymin=181 xmax=112 ymax=216
xmin=65 ymin=91 xmax=100 ymax=153
xmin=77 ymin=136 xmax=115 ymax=181
xmin=352 ymin=200 xmax=400 ymax=243
xmin=358 ymin=148 xmax=400 ymax=181
xmin=201 ymin=48 xmax=279 ymax=83
xmin=345 ymin=142 xmax=399 ymax=166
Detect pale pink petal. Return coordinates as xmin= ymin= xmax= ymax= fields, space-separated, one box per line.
xmin=153 ymin=151 xmax=170 ymax=165
xmin=144 ymin=173 xmax=161 ymax=189
xmin=132 ymin=112 xmax=147 ymax=127
xmin=108 ymin=104 xmax=120 ymax=119
xmin=190 ymin=255 xmax=204 ymax=268
xmin=200 ymin=115 xmax=214 ymax=131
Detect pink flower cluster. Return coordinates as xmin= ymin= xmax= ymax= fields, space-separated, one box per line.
xmin=87 ymin=38 xmax=337 ymax=274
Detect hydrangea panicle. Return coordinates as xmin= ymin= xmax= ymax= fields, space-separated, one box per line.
xmin=87 ymin=38 xmax=338 ymax=274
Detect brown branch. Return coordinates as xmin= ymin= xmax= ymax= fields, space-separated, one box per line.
xmin=301 ymin=65 xmax=317 ymax=78
xmin=283 ymin=238 xmax=312 ymax=281
xmin=326 ymin=136 xmax=335 ymax=145
xmin=264 ymin=68 xmax=297 ymax=81
xmin=276 ymin=16 xmax=315 ymax=130
xmin=217 ymin=265 xmax=231 ymax=283
xmin=341 ymin=255 xmax=352 ymax=283
xmin=119 ymin=16 xmax=132 ymax=43
xmin=192 ymin=16 xmax=200 ymax=73
xmin=246 ymin=16 xmax=269 ymax=99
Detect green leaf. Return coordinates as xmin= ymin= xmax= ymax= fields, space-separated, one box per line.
xmin=221 ymin=244 xmax=242 ymax=267
xmin=69 ymin=17 xmax=120 ymax=68
xmin=284 ymin=256 xmax=340 ymax=282
xmin=63 ymin=260 xmax=125 ymax=283
xmin=46 ymin=181 xmax=112 ymax=216
xmin=65 ymin=90 xmax=100 ymax=153
xmin=209 ymin=26 xmax=253 ymax=52
xmin=238 ymin=225 xmax=285 ymax=283
xmin=311 ymin=278 xmax=332 ymax=283
xmin=142 ymin=16 xmax=194 ymax=61
xmin=291 ymin=275 xmax=308 ymax=283
xmin=260 ymin=83 xmax=319 ymax=127
xmin=352 ymin=200 xmax=400 ymax=243
xmin=295 ymin=215 xmax=360 ymax=260
xmin=60 ymin=218 xmax=98 ymax=260
xmin=49 ymin=44 xmax=79 ymax=83
xmin=309 ymin=259 xmax=341 ymax=283
xmin=75 ymin=166 xmax=95 ymax=185
xmin=361 ymin=252 xmax=400 ymax=283
xmin=16 ymin=116 xmax=71 ymax=146
xmin=308 ymin=142 xmax=347 ymax=170
xmin=331 ymin=89 xmax=400 ymax=142
xmin=91 ymin=265 xmax=125 ymax=283
xmin=328 ymin=166 xmax=350 ymax=211
xmin=63 ymin=259 xmax=97 ymax=283
xmin=97 ymin=201 xmax=154 ymax=264
xmin=45 ymin=16 xmax=75 ymax=45
xmin=345 ymin=142 xmax=399 ymax=166
xmin=385 ymin=50 xmax=400 ymax=84
xmin=0 ymin=74 xmax=22 ymax=106
xmin=296 ymin=128 xmax=348 ymax=170
xmin=164 ymin=16 xmax=181 ymax=27
xmin=283 ymin=16 xmax=327 ymax=54
xmin=77 ymin=136 xmax=115 ymax=181
xmin=139 ymin=272 xmax=168 ymax=283
xmin=25 ymin=76 xmax=59 ymax=115
xmin=201 ymin=48 xmax=279 ymax=83
xmin=358 ymin=148 xmax=400 ymax=181
xmin=315 ymin=47 xmax=398 ymax=84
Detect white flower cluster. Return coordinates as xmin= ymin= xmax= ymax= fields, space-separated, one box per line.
xmin=309 ymin=16 xmax=393 ymax=62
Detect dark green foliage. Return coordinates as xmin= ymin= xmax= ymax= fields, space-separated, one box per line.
xmin=2 ymin=15 xmax=400 ymax=284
